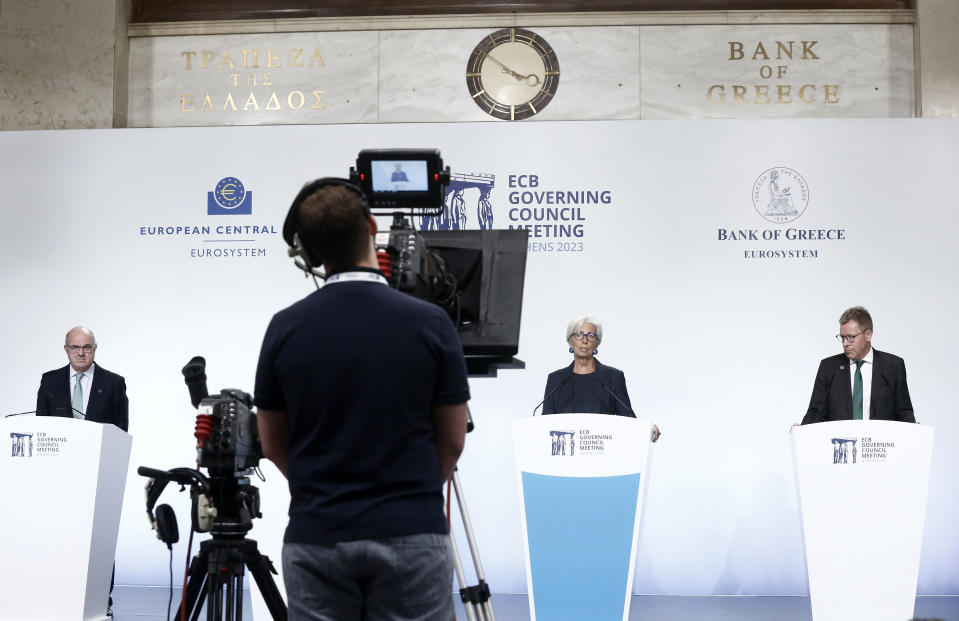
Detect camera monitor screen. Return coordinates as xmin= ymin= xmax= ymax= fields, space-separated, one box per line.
xmin=352 ymin=149 xmax=448 ymax=213
xmin=370 ymin=160 xmax=429 ymax=192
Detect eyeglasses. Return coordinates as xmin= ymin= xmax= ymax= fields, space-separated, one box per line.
xmin=570 ymin=331 xmax=600 ymax=343
xmin=835 ymin=331 xmax=865 ymax=343
xmin=66 ymin=345 xmax=95 ymax=352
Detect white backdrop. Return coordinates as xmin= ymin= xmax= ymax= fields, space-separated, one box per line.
xmin=1 ymin=120 xmax=956 ymax=601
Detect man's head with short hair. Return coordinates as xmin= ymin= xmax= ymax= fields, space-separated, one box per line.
xmin=64 ymin=326 xmax=97 ymax=373
xmin=838 ymin=306 xmax=873 ymax=361
xmin=839 ymin=306 xmax=873 ymax=332
xmin=297 ymin=184 xmax=371 ymax=271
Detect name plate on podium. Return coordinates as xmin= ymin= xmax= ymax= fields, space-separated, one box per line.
xmin=1 ymin=416 xmax=132 ymax=621
xmin=513 ymin=414 xmax=652 ymax=621
xmin=792 ymin=420 xmax=934 ymax=621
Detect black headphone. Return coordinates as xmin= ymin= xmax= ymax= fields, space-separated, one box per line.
xmin=144 ymin=479 xmax=180 ymax=548
xmin=282 ymin=177 xmax=371 ymax=277
xmin=141 ymin=466 xmax=212 ymax=549
xmin=154 ymin=505 xmax=179 ymax=548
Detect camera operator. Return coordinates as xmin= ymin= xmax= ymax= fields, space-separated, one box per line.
xmin=254 ymin=179 xmax=470 ymax=621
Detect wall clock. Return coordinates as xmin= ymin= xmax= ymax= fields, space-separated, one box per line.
xmin=466 ymin=28 xmax=560 ymax=121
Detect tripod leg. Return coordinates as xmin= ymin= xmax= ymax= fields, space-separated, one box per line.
xmin=179 ymin=547 xmax=209 ymax=621
xmin=225 ymin=571 xmax=239 ymax=621
xmin=243 ymin=541 xmax=288 ymax=621
xmin=451 ymin=470 xmax=495 ymax=621
xmin=207 ymin=565 xmax=218 ymax=621
xmin=448 ymin=529 xmax=478 ymax=621
xmin=208 ymin=544 xmax=246 ymax=621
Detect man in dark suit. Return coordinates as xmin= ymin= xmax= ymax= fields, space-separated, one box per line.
xmin=36 ymin=326 xmax=128 ymax=432
xmin=802 ymin=306 xmax=914 ymax=425
xmin=35 ymin=325 xmax=128 ymax=617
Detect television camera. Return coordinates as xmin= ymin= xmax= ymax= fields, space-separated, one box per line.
xmin=137 ymin=357 xmax=285 ymax=621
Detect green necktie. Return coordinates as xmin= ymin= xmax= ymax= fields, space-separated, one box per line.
xmin=72 ymin=372 xmax=85 ymax=419
xmin=852 ymin=361 xmax=863 ymax=420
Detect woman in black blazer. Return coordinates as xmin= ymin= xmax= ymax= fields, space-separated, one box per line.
xmin=542 ymin=316 xmax=660 ymax=440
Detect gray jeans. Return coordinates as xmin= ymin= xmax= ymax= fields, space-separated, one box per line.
xmin=282 ymin=533 xmax=454 ymax=621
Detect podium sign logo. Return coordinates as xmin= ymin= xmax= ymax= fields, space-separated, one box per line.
xmin=831 ymin=435 xmax=897 ymax=464
xmin=550 ymin=430 xmax=575 ymax=456
xmin=549 ymin=428 xmax=613 ymax=456
xmin=831 ymin=437 xmax=857 ymax=464
xmin=10 ymin=432 xmax=34 ymax=457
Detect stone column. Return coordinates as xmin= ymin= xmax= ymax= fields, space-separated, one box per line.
xmin=0 ymin=0 xmax=126 ymax=130
xmin=916 ymin=0 xmax=959 ymax=117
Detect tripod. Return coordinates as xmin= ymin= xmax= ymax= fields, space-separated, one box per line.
xmin=447 ymin=406 xmax=496 ymax=621
xmin=180 ymin=535 xmax=287 ymax=621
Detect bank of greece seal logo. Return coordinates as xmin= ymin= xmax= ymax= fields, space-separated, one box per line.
xmin=419 ymin=172 xmax=495 ymax=231
xmin=11 ymin=432 xmax=34 ymax=457
xmin=208 ymin=176 xmax=253 ymax=215
xmin=752 ymin=167 xmax=809 ymax=224
xmin=550 ymin=430 xmax=575 ymax=457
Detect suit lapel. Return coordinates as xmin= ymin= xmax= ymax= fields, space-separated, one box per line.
xmin=55 ymin=366 xmax=72 ymax=413
xmin=86 ymin=367 xmax=105 ymax=420
xmin=837 ymin=356 xmax=853 ymax=417
xmin=869 ymin=349 xmax=882 ymax=417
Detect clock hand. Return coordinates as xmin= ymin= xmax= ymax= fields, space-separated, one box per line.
xmin=480 ymin=51 xmax=527 ymax=82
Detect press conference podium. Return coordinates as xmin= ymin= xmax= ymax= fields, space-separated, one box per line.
xmin=791 ymin=420 xmax=934 ymax=621
xmin=1 ymin=416 xmax=132 ymax=621
xmin=513 ymin=414 xmax=653 ymax=621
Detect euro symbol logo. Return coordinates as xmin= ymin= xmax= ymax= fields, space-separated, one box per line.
xmin=214 ymin=177 xmax=246 ymax=209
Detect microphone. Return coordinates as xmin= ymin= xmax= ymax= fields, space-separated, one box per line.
xmin=6 ymin=402 xmax=85 ymax=418
xmin=595 ymin=379 xmax=635 ymax=418
xmin=46 ymin=392 xmax=85 ymax=417
xmin=532 ymin=375 xmax=572 ymax=416
xmin=21 ymin=394 xmax=85 ymax=418
xmin=4 ymin=409 xmax=45 ymax=418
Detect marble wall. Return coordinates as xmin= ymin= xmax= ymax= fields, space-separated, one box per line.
xmin=3 ymin=3 xmax=959 ymax=130
xmin=0 ymin=0 xmax=120 ymax=129
xmin=128 ymin=22 xmax=915 ymax=127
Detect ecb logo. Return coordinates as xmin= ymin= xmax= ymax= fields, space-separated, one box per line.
xmin=550 ymin=430 xmax=575 ymax=457
xmin=752 ymin=167 xmax=809 ymax=224
xmin=10 ymin=432 xmax=33 ymax=457
xmin=831 ymin=437 xmax=857 ymax=464
xmin=208 ymin=176 xmax=253 ymax=215
xmin=419 ymin=172 xmax=495 ymax=231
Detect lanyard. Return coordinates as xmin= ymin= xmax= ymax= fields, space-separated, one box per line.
xmin=324 ymin=271 xmax=388 ymax=286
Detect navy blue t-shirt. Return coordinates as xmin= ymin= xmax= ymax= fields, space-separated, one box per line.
xmin=254 ymin=271 xmax=470 ymax=544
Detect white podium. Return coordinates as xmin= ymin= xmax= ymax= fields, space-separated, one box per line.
xmin=513 ymin=414 xmax=653 ymax=621
xmin=791 ymin=420 xmax=934 ymax=621
xmin=1 ymin=416 xmax=132 ymax=621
